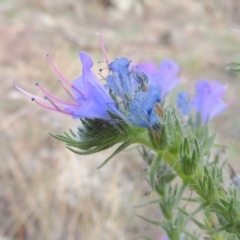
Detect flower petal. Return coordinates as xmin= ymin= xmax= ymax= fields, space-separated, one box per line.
xmin=136 ymin=62 xmax=158 ymax=75
xmin=177 ymin=92 xmax=192 ymax=115
xmin=151 ymin=60 xmax=180 ymax=97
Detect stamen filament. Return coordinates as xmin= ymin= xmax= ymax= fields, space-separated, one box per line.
xmin=58 ymin=80 xmax=78 ymax=103
xmin=47 ymin=55 xmax=85 ymax=98
xmin=36 ymin=83 xmax=77 ymax=106
xmin=228 ymin=95 xmax=236 ymax=106
xmin=13 ymin=80 xmax=49 ymax=103
xmin=95 ymin=32 xmax=109 ymax=66
xmin=33 ymin=98 xmax=73 ymax=115
xmin=44 ymin=96 xmax=63 ymax=112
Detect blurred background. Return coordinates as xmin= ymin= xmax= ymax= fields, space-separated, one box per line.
xmin=1 ymin=0 xmax=240 ymax=239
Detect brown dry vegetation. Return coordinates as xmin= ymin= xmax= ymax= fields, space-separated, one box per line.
xmin=1 ymin=0 xmax=240 ymax=239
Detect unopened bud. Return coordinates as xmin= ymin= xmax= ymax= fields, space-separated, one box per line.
xmin=183 ymin=138 xmax=191 ymax=156
xmin=181 ymin=154 xmax=194 ymax=175
xmin=180 ymin=138 xmax=198 ymax=176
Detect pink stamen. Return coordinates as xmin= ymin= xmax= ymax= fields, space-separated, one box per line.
xmin=44 ymin=96 xmax=63 ymax=112
xmin=47 ymin=54 xmax=85 ymax=98
xmin=95 ymin=32 xmax=109 ymax=66
xmin=228 ymin=95 xmax=236 ymax=106
xmin=13 ymin=80 xmax=49 ymax=103
xmin=58 ymin=80 xmax=78 ymax=103
xmin=36 ymin=82 xmax=77 ymax=106
xmin=33 ymin=98 xmax=73 ymax=115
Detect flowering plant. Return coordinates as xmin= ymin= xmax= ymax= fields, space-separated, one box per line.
xmin=15 ymin=35 xmax=239 ymax=240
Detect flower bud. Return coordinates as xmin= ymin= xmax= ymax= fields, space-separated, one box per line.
xmin=183 ymin=138 xmax=191 ymax=156
xmin=180 ymin=138 xmax=199 ymax=176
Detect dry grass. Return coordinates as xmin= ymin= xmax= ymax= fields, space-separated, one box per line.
xmin=1 ymin=0 xmax=240 ymax=239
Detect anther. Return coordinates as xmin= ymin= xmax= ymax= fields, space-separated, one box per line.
xmin=99 ymin=67 xmax=109 ymax=72
xmin=44 ymin=95 xmax=62 ymax=112
xmin=31 ymin=98 xmax=35 ymax=101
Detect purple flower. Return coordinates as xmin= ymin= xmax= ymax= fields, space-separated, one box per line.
xmin=177 ymin=80 xmax=228 ymax=125
xmin=136 ymin=59 xmax=180 ymax=98
xmin=193 ymin=80 xmax=227 ymax=124
xmin=136 ymin=62 xmax=158 ymax=75
xmin=14 ymin=52 xmax=121 ymax=120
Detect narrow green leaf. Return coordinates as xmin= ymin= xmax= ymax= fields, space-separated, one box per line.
xmin=133 ymin=199 xmax=160 ymax=208
xmin=189 ymin=202 xmax=208 ymax=218
xmin=178 ymin=208 xmax=208 ymax=230
xmin=97 ymin=140 xmax=132 ymax=169
xmin=136 ymin=214 xmax=161 ymax=226
xmin=208 ymin=223 xmax=233 ymax=235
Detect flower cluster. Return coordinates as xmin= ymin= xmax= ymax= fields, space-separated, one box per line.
xmin=14 ymin=52 xmax=180 ymax=128
xmin=14 ymin=48 xmax=230 ymax=129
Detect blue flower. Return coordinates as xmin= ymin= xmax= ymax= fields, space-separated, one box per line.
xmin=106 ymin=57 xmax=137 ymax=100
xmin=14 ymin=52 xmax=121 ymax=120
xmin=105 ymin=57 xmax=163 ymax=128
xmin=16 ymin=52 xmax=165 ymax=128
xmin=177 ymin=92 xmax=193 ymax=115
xmin=128 ymin=86 xmax=161 ymax=127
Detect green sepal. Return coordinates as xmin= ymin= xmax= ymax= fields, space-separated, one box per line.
xmin=148 ymin=123 xmax=162 ymax=150
xmin=49 ymin=112 xmax=130 ymax=155
xmin=159 ymin=124 xmax=169 ymax=151
xmin=181 ymin=154 xmax=194 ymax=176
xmin=228 ymin=199 xmax=235 ymax=220
xmin=180 ymin=138 xmax=199 ymax=176
xmin=183 ymin=138 xmax=191 ymax=156
xmin=194 ymin=138 xmax=201 ymax=158
xmin=150 ymin=153 xmax=163 ymax=190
